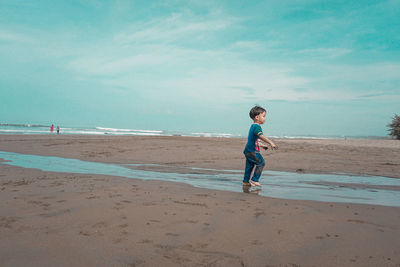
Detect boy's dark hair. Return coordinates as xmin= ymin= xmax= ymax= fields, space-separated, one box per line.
xmin=249 ymin=105 xmax=266 ymax=120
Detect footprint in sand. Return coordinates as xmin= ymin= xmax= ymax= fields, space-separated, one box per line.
xmin=109 ymin=193 xmax=122 ymax=198
xmin=254 ymin=211 xmax=266 ymax=218
xmin=138 ymin=239 xmax=153 ymax=244
xmin=79 ymin=230 xmax=91 ymax=236
xmin=142 ymin=202 xmax=157 ymax=206
xmin=86 ymin=195 xmax=100 ymax=199
xmin=195 ymin=194 xmax=209 ymax=198
xmin=13 ymin=180 xmax=31 ymax=186
xmin=41 ymin=196 xmax=56 ymax=200
xmin=113 ymin=230 xmax=129 ymax=244
xmin=113 ymin=202 xmax=124 ymax=210
xmin=39 ymin=209 xmax=70 ymax=218
xmin=113 ymin=238 xmax=124 ymax=244
xmin=251 ymin=240 xmax=263 ymax=245
xmin=0 ymin=216 xmax=18 ymax=229
xmin=15 ymin=225 xmax=33 ymax=233
xmin=41 ymin=203 xmax=51 ymax=208
xmin=28 ymin=200 xmax=43 ymax=205
xmin=50 ymin=181 xmax=64 ymax=187
xmin=165 ymin=233 xmax=179 ymax=237
xmin=78 ymin=222 xmax=108 ymax=237
xmin=92 ymin=221 xmax=108 ymax=228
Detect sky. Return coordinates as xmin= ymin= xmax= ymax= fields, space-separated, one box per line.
xmin=1 ymin=0 xmax=399 ymax=137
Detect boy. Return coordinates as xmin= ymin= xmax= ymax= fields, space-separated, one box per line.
xmin=243 ymin=106 xmax=277 ymax=187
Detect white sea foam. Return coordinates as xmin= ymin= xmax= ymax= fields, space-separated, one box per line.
xmin=0 ymin=123 xmax=389 ymax=139
xmin=0 ymin=129 xmax=48 ymax=134
xmin=191 ymin=132 xmax=236 ymax=138
xmin=95 ymin=127 xmax=163 ymax=133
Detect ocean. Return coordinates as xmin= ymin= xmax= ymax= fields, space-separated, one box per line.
xmin=0 ymin=123 xmax=390 ymax=140
xmin=0 ymin=124 xmax=241 ymax=138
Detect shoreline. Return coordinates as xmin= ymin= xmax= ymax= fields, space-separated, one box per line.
xmin=0 ymin=134 xmax=399 ymax=178
xmin=2 ymin=150 xmax=399 ymax=207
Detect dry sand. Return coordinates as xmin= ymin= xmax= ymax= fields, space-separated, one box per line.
xmin=0 ymin=135 xmax=400 ymax=266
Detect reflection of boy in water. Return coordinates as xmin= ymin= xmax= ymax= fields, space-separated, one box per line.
xmin=242 ymin=184 xmax=261 ymax=194
xmin=243 ymin=106 xmax=277 ymax=187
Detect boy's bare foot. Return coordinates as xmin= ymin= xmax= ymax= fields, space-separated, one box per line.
xmin=250 ymin=180 xmax=262 ymax=187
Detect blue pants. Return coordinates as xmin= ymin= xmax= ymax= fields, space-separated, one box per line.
xmin=243 ymin=151 xmax=265 ymax=183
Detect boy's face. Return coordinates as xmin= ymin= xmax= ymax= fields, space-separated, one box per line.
xmin=256 ymin=111 xmax=266 ymax=124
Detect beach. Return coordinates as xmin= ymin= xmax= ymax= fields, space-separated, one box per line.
xmin=1 ymin=135 xmax=400 ymax=266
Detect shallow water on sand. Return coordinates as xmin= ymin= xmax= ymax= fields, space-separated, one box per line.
xmin=1 ymin=151 xmax=399 ymax=207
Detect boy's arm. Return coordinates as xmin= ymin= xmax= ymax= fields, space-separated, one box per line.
xmin=258 ymin=135 xmax=278 ymax=149
xmin=258 ymin=142 xmax=269 ymax=150
xmin=258 ymin=142 xmax=268 ymax=148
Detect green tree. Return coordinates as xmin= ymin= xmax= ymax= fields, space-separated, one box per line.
xmin=387 ymin=114 xmax=400 ymax=140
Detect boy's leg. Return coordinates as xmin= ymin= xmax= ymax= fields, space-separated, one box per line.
xmin=243 ymin=155 xmax=255 ymax=183
xmin=249 ymin=153 xmax=265 ymax=183
xmin=249 ymin=165 xmax=256 ymax=180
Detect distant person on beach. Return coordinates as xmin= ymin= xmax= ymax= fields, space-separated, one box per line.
xmin=57 ymin=126 xmax=60 ymax=134
xmin=243 ymin=106 xmax=278 ymax=187
xmin=50 ymin=124 xmax=54 ymax=133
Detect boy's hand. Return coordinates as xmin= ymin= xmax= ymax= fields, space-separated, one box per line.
xmin=271 ymin=144 xmax=278 ymax=150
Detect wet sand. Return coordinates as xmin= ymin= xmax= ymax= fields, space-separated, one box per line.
xmin=1 ymin=135 xmax=400 ymax=266
xmin=0 ymin=135 xmax=399 ymax=178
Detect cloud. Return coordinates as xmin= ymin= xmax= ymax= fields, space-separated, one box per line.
xmin=229 ymin=86 xmax=256 ymax=95
xmin=64 ymin=10 xmax=238 ymax=76
xmin=2 ymin=1 xmax=400 ymax=107
xmin=296 ymin=48 xmax=352 ymax=59
xmin=113 ymin=11 xmax=234 ymax=46
xmin=0 ymin=30 xmax=34 ymax=43
xmin=308 ymin=62 xmax=400 ymax=96
xmin=233 ymin=41 xmax=265 ymax=51
xmin=358 ymin=92 xmax=387 ymax=98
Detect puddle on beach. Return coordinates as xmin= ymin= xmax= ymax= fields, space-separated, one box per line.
xmin=1 ymin=151 xmax=399 ymax=207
